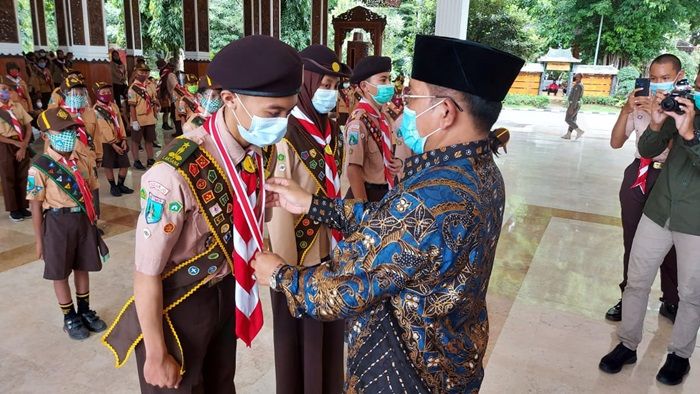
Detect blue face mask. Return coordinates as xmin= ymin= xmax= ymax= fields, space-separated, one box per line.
xmin=232 ymin=94 xmax=289 ymax=147
xmin=48 ymin=129 xmax=77 ymax=153
xmin=65 ymin=94 xmax=87 ymax=109
xmin=200 ymin=97 xmax=223 ymax=115
xmin=311 ymin=88 xmax=338 ymax=114
xmin=693 ymin=92 xmax=700 ymax=110
xmin=367 ymin=82 xmax=394 ymax=105
xmin=0 ymin=90 xmax=10 ymax=102
xmin=399 ymin=100 xmax=445 ymax=154
xmin=650 ymin=81 xmax=675 ymax=96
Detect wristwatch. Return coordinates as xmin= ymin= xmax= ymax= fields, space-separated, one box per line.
xmin=683 ymin=129 xmax=700 ymax=147
xmin=270 ymin=264 xmax=284 ymax=292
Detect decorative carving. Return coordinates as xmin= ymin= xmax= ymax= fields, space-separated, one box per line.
xmin=0 ymin=0 xmax=19 ymax=43
xmin=183 ymin=0 xmax=197 ymax=52
xmin=332 ymin=6 xmax=386 ymax=58
xmin=333 ymin=5 xmax=386 ymax=23
xmin=197 ymin=0 xmax=209 ymax=52
xmin=70 ymin=0 xmax=86 ymax=46
xmin=88 ymin=0 xmax=105 ymax=46
xmin=55 ymin=0 xmax=67 ymax=46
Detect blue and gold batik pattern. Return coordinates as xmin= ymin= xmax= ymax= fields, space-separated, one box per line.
xmin=276 ymin=138 xmax=505 ymax=393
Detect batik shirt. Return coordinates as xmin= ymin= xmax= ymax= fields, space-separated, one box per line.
xmin=275 ymin=139 xmax=506 ymax=393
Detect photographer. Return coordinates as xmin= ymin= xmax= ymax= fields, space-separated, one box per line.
xmin=600 ymin=67 xmax=700 ymax=386
xmin=605 ymin=54 xmax=680 ymax=323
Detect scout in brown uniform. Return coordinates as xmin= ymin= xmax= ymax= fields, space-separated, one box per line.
xmin=48 ymin=70 xmax=85 ymax=110
xmin=174 ymin=74 xmax=200 ymax=128
xmin=102 ymin=35 xmax=302 ymax=393
xmin=129 ymin=63 xmax=160 ymax=170
xmin=345 ymin=56 xmax=403 ymax=201
xmin=93 ymin=82 xmax=134 ymax=197
xmin=51 ymin=50 xmax=70 ymax=88
xmin=27 ymin=107 xmax=109 ymax=340
xmin=5 ymin=62 xmax=34 ymax=114
xmin=266 ymin=44 xmax=349 ymax=394
xmin=0 ymin=76 xmax=33 ymax=222
xmin=29 ymin=53 xmax=53 ymax=110
xmin=181 ymin=75 xmax=223 ymax=133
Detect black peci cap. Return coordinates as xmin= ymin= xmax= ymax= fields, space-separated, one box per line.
xmin=208 ymin=35 xmax=303 ymax=97
xmin=299 ymin=45 xmax=351 ymax=78
xmin=349 ymin=56 xmax=391 ymax=84
xmin=411 ymin=35 xmax=524 ymax=102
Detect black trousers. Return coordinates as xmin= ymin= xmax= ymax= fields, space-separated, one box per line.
xmin=619 ymin=159 xmax=678 ymax=303
xmin=171 ymin=103 xmax=183 ymax=136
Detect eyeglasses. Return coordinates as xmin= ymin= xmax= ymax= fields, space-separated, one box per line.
xmin=400 ymin=87 xmax=463 ymax=112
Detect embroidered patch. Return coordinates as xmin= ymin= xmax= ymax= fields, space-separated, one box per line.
xmin=143 ymin=228 xmax=152 ymax=239
xmin=195 ymin=154 xmax=210 ymax=169
xmin=26 ymin=175 xmax=36 ymax=191
xmin=188 ymin=162 xmax=200 ymax=177
xmin=310 ymin=150 xmax=317 ymax=158
xmin=196 ymin=179 xmax=207 ymax=190
xmin=207 ymin=265 xmax=217 ymax=274
xmin=277 ymin=153 xmax=285 ymax=161
xmin=219 ymin=194 xmax=229 ymax=205
xmin=348 ymin=130 xmax=359 ymax=145
xmin=214 ymin=214 xmax=225 ymax=225
xmin=301 ymin=151 xmax=309 ymax=160
xmin=221 ymin=223 xmax=230 ymax=233
xmin=148 ymin=181 xmax=169 ymax=196
xmin=209 ymin=203 xmax=222 ymax=216
xmin=243 ymin=156 xmax=256 ymax=173
xmin=203 ymin=190 xmax=215 ymax=203
xmin=207 ymin=169 xmax=218 ymax=183
xmin=140 ymin=188 xmax=147 ymax=199
xmin=168 ymin=201 xmax=183 ymax=213
xmin=214 ymin=183 xmax=224 ymax=193
xmin=226 ymin=203 xmax=233 ymax=213
xmin=208 ymin=252 xmax=220 ymax=260
xmin=144 ymin=194 xmax=165 ymax=224
xmin=188 ymin=266 xmax=200 ymax=276
xmin=163 ymin=223 xmax=176 ymax=234
xmin=278 ymin=164 xmax=286 ymax=172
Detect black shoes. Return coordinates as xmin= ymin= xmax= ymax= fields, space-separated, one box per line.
xmin=64 ymin=315 xmax=90 ymax=340
xmin=152 ymin=142 xmax=162 ymax=148
xmin=659 ymin=302 xmax=678 ymax=323
xmin=133 ymin=160 xmax=146 ymax=170
xmin=162 ymin=123 xmax=173 ymax=130
xmin=599 ymin=343 xmax=637 ymax=373
xmin=9 ymin=211 xmax=24 ymax=222
xmin=118 ymin=184 xmax=134 ymax=194
xmin=606 ymin=300 xmax=622 ymax=321
xmin=21 ymin=209 xmax=32 ymax=218
xmin=110 ymin=184 xmax=122 ymax=197
xmin=80 ymin=310 xmax=107 ymax=333
xmin=147 ymin=158 xmax=155 ymax=167
xmin=656 ymin=353 xmax=690 ymax=385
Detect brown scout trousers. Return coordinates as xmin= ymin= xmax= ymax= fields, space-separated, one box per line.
xmin=0 ymin=141 xmax=30 ymax=212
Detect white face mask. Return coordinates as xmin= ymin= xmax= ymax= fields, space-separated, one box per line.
xmin=311 ymin=88 xmax=338 ymax=114
xmin=231 ymin=94 xmax=289 ymax=147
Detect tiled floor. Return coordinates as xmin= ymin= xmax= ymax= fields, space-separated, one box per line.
xmin=1 ymin=109 xmax=697 ymax=393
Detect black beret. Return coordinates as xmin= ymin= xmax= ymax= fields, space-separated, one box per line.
xmin=411 ymin=35 xmax=524 ymax=102
xmin=299 ymin=45 xmax=351 ymax=78
xmin=208 ymin=35 xmax=303 ymax=97
xmin=349 ymin=56 xmax=391 ymax=84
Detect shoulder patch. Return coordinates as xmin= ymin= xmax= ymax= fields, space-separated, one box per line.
xmin=158 ymin=137 xmax=199 ymax=168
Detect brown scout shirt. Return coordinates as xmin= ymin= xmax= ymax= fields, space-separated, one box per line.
xmin=134 ymin=112 xmax=274 ymax=277
xmin=111 ymin=62 xmax=127 ymax=86
xmin=345 ymin=99 xmax=393 ymax=185
xmin=94 ymin=102 xmax=126 ymax=144
xmin=27 ymin=146 xmax=99 ymax=210
xmin=128 ymin=81 xmax=158 ymax=126
xmin=29 ymin=66 xmax=53 ymax=94
xmin=6 ymin=76 xmax=33 ymax=113
xmin=0 ymin=102 xmax=32 ymax=138
xmin=47 ymin=88 xmax=64 ymax=109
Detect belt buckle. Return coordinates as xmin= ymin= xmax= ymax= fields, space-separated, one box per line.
xmin=653 ymin=162 xmax=663 ymax=170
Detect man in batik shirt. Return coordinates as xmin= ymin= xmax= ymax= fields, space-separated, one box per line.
xmin=254 ymin=35 xmax=524 ymax=393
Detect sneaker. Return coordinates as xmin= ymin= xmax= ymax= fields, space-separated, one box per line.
xmin=146 ymin=159 xmax=156 ymax=167
xmin=605 ymin=300 xmax=622 ymax=321
xmin=133 ymin=160 xmax=146 ymax=170
xmin=659 ymin=302 xmax=678 ymax=323
xmin=118 ymin=184 xmax=134 ymax=194
xmin=80 ymin=310 xmax=107 ymax=333
xmin=110 ymin=184 xmax=122 ymax=197
xmin=63 ymin=315 xmax=90 ymax=340
xmin=599 ymin=343 xmax=637 ymax=374
xmin=656 ymin=353 xmax=690 ymax=385
xmin=139 ymin=144 xmax=144 ymax=151
xmin=162 ymin=123 xmax=173 ymax=130
xmin=561 ymin=132 xmax=572 ymax=140
xmin=575 ymin=128 xmax=585 ymax=140
xmin=153 ymin=142 xmax=162 ymax=148
xmin=20 ymin=209 xmax=32 ymax=218
xmin=9 ymin=211 xmax=23 ymax=222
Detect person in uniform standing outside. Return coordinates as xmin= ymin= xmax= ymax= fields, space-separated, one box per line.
xmin=101 ymin=35 xmax=303 ymax=393
xmin=181 ymin=75 xmax=223 ymax=133
xmin=174 ymin=74 xmax=201 ymax=131
xmin=5 ymin=62 xmax=34 ymax=114
xmin=129 ymin=63 xmax=159 ymax=170
xmin=111 ymin=51 xmax=129 ymax=114
xmin=345 ymin=56 xmax=403 ymax=201
xmin=267 ymin=44 xmax=350 ymax=394
xmin=562 ymin=73 xmax=585 ymax=140
xmin=29 ymin=53 xmax=53 ymax=111
xmin=27 ymin=107 xmax=108 ymax=340
xmin=605 ymin=54 xmax=680 ymax=322
xmin=0 ymin=76 xmax=33 ymax=222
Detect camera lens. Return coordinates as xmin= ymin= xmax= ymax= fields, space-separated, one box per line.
xmin=660 ymin=96 xmax=679 ymax=112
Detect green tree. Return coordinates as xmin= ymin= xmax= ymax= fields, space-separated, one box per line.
xmin=281 ymin=0 xmax=312 ymax=50
xmin=209 ymin=0 xmax=244 ymax=55
xmin=105 ymin=0 xmax=126 ymax=48
xmin=140 ymin=0 xmax=183 ymax=63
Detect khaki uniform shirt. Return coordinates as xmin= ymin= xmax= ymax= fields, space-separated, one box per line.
xmin=29 ymin=66 xmax=53 ymax=94
xmin=111 ymin=62 xmax=127 ymax=85
xmin=6 ymin=76 xmax=33 ymax=113
xmin=51 ymin=61 xmax=68 ymax=85
xmin=166 ymin=73 xmax=179 ymax=101
xmin=345 ymin=100 xmax=393 ymax=185
xmin=27 ymin=146 xmax=99 ymax=210
xmin=128 ymin=81 xmax=158 ymax=126
xmin=625 ymin=110 xmax=670 ymax=162
xmin=47 ymin=88 xmax=64 ymax=109
xmin=0 ymin=102 xmax=32 ymax=138
xmin=134 ymin=114 xmax=272 ymax=276
xmin=94 ymin=102 xmax=126 ymax=144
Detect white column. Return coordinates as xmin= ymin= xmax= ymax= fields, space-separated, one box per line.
xmin=434 ymin=0 xmax=470 ymax=40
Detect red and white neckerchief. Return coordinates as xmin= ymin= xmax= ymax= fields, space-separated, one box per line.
xmin=96 ymin=101 xmax=123 ymax=139
xmin=291 ymin=107 xmax=343 ymax=248
xmin=62 ymin=105 xmax=89 ymax=146
xmin=203 ymin=109 xmax=264 ymax=346
xmin=133 ymin=81 xmax=153 ymax=114
xmin=174 ymin=85 xmax=204 ymax=114
xmin=630 ymin=157 xmax=653 ymax=194
xmin=59 ymin=156 xmax=97 ymax=224
xmin=5 ymin=75 xmax=27 ymax=101
xmin=356 ymin=99 xmax=395 ymax=189
xmin=0 ymin=104 xmax=24 ymax=142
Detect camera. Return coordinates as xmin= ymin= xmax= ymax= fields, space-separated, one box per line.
xmin=660 ymin=79 xmax=694 ymax=114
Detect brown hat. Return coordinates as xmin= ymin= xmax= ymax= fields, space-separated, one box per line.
xmin=61 ymin=75 xmax=86 ymax=91
xmin=350 ymin=56 xmax=392 ymax=84
xmin=198 ymin=75 xmax=222 ymax=91
xmin=208 ymin=35 xmax=302 ymax=97
xmin=67 ymin=69 xmax=83 ymax=78
xmin=93 ymin=81 xmax=112 ymax=92
xmin=37 ymin=108 xmax=78 ymax=132
xmin=185 ymin=74 xmax=199 ymax=84
xmin=299 ymin=45 xmax=351 ymax=78
xmin=134 ymin=62 xmax=150 ymax=72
